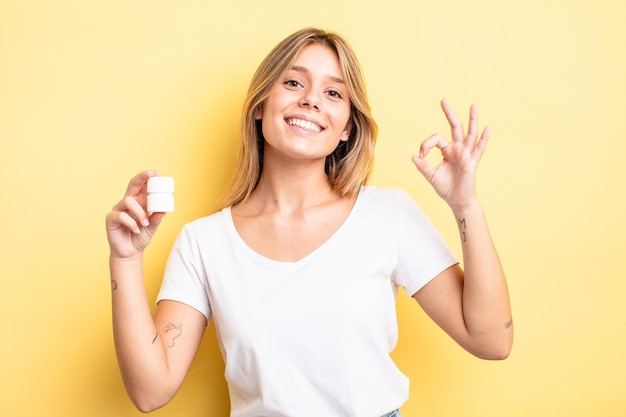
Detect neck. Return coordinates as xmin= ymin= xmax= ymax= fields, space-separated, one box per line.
xmin=251 ymin=158 xmax=337 ymax=213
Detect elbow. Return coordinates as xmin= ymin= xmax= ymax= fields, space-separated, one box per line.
xmin=118 ymin=367 xmax=178 ymax=412
xmin=132 ymin=396 xmax=169 ymax=414
xmin=480 ymin=344 xmax=512 ymax=360
xmin=466 ymin=331 xmax=513 ymax=360
xmin=126 ymin=385 xmax=174 ymax=413
xmin=475 ymin=336 xmax=513 ymax=360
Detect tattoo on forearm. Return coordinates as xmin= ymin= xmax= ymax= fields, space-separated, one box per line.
xmin=458 ymin=218 xmax=467 ymax=242
xmin=163 ymin=323 xmax=182 ymax=347
xmin=504 ymin=319 xmax=513 ymax=329
xmin=111 ymin=280 xmax=118 ymax=290
xmin=152 ymin=332 xmax=158 ymax=344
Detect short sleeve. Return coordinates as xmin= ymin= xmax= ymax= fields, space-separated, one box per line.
xmin=392 ymin=190 xmax=458 ymax=296
xmin=156 ymin=225 xmax=212 ymax=323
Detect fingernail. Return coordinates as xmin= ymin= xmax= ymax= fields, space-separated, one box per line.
xmin=141 ymin=218 xmax=149 ymax=227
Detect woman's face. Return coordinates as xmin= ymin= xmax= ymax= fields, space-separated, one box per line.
xmin=256 ymin=43 xmax=352 ymax=165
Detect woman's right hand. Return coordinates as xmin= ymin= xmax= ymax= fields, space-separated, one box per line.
xmin=106 ymin=170 xmax=167 ymax=260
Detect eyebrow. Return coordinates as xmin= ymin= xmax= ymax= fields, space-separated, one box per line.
xmin=291 ymin=65 xmax=345 ymax=84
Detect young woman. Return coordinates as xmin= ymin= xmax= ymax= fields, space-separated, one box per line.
xmin=106 ymin=28 xmax=512 ymax=417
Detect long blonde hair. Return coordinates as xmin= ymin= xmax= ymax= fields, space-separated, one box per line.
xmin=216 ymin=28 xmax=378 ymax=210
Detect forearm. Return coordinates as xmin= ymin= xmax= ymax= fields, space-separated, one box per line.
xmin=110 ymin=255 xmax=174 ymax=411
xmin=452 ymin=202 xmax=513 ymax=358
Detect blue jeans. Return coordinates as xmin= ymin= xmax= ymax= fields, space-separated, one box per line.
xmin=381 ymin=410 xmax=402 ymax=417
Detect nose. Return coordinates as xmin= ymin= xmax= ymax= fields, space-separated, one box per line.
xmin=300 ymin=88 xmax=320 ymax=111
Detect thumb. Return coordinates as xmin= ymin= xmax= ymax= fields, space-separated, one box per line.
xmin=411 ymin=155 xmax=435 ymax=181
xmin=147 ymin=212 xmax=167 ymax=234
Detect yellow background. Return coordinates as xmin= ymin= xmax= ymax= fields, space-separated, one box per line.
xmin=1 ymin=0 xmax=624 ymax=416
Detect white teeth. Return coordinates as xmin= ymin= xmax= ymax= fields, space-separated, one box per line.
xmin=287 ymin=118 xmax=322 ymax=133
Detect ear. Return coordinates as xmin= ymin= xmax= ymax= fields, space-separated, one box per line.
xmin=340 ymin=119 xmax=353 ymax=142
xmin=254 ymin=105 xmax=263 ymax=120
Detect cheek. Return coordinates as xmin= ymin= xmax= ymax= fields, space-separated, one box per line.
xmin=337 ymin=107 xmax=352 ymax=130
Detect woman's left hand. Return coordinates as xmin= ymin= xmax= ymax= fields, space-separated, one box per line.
xmin=411 ymin=99 xmax=491 ymax=211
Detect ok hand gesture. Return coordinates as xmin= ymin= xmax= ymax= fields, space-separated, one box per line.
xmin=411 ymin=99 xmax=491 ymax=211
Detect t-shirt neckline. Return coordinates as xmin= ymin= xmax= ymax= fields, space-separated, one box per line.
xmin=223 ymin=186 xmax=368 ymax=266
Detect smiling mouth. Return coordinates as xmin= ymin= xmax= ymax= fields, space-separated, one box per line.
xmin=286 ymin=118 xmax=323 ymax=133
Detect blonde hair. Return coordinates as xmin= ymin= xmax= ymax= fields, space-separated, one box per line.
xmin=216 ymin=28 xmax=378 ymax=210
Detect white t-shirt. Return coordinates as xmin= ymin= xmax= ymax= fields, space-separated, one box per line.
xmin=157 ymin=186 xmax=458 ymax=417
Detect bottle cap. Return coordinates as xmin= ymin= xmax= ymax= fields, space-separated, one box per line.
xmin=147 ymin=176 xmax=175 ymax=193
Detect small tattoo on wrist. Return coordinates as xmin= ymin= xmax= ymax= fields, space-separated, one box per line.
xmin=152 ymin=332 xmax=158 ymax=344
xmin=458 ymin=218 xmax=467 ymax=242
xmin=504 ymin=319 xmax=513 ymax=329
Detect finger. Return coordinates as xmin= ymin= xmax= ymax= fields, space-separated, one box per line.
xmin=124 ymin=170 xmax=159 ymax=198
xmin=111 ymin=193 xmax=145 ymax=216
xmin=441 ymin=99 xmax=465 ymax=143
xmin=107 ymin=210 xmax=141 ymax=234
xmin=472 ymin=126 xmax=491 ymax=162
xmin=419 ymin=133 xmax=450 ymax=158
xmin=466 ymin=104 xmax=479 ymax=145
xmin=123 ymin=195 xmax=150 ymax=227
xmin=411 ymin=154 xmax=436 ymax=182
xmin=147 ymin=212 xmax=166 ymax=233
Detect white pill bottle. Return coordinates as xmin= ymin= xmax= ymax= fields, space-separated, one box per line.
xmin=147 ymin=176 xmax=175 ymax=212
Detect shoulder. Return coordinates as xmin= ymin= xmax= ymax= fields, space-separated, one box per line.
xmin=358 ymin=185 xmax=417 ymax=210
xmin=357 ymin=186 xmax=434 ymax=234
xmin=175 ymin=208 xmax=231 ymax=244
xmin=184 ymin=208 xmax=229 ymax=229
xmin=349 ymin=186 xmax=424 ymax=228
